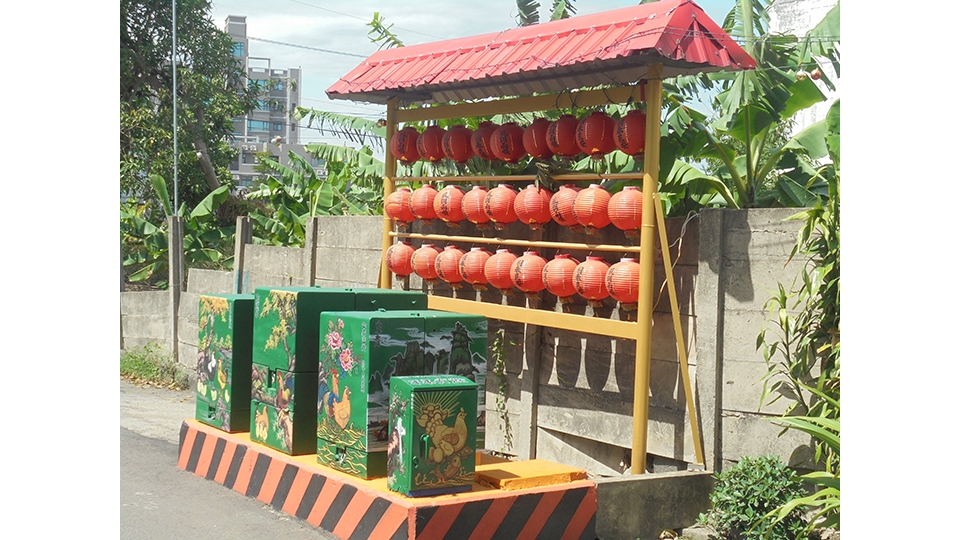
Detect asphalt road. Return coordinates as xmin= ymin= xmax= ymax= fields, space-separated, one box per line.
xmin=119 ymin=380 xmax=337 ymax=539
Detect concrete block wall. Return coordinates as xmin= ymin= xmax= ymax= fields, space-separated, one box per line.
xmin=311 ymin=216 xmax=382 ymax=288
xmin=695 ymin=208 xmax=816 ymax=472
xmin=120 ymin=290 xmax=172 ymax=352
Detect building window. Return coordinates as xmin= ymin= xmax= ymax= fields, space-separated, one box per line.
xmin=272 ymin=122 xmax=284 ymax=131
xmin=310 ymin=156 xmax=324 ymax=167
xmin=232 ymin=42 xmax=244 ymax=57
xmin=248 ymin=120 xmax=269 ymax=131
xmin=256 ymin=100 xmax=270 ymax=111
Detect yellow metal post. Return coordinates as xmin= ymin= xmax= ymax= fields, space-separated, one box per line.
xmin=654 ymin=192 xmax=705 ymax=467
xmin=380 ymin=97 xmax=399 ymax=289
xmin=632 ymin=65 xmax=663 ymax=474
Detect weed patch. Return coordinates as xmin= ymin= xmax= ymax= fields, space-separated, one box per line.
xmin=120 ymin=343 xmax=189 ymax=390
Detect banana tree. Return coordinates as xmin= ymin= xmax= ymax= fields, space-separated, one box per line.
xmin=657 ymin=0 xmax=839 ymax=209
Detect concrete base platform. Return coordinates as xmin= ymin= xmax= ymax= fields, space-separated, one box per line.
xmin=178 ymin=420 xmax=597 ymax=540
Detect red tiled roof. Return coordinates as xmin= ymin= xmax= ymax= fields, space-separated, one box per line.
xmin=327 ymin=0 xmax=755 ymax=106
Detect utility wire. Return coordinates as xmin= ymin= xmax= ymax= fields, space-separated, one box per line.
xmin=286 ymin=0 xmax=446 ymax=40
xmin=247 ymin=36 xmax=367 ymax=58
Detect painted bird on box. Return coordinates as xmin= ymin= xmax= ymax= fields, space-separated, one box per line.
xmin=318 ymin=370 xmax=352 ymax=429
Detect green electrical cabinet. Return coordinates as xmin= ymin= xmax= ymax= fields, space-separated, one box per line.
xmin=195 ymin=294 xmax=254 ymax=432
xmin=387 ymin=375 xmax=478 ymax=497
xmin=316 ymin=309 xmax=488 ymax=479
xmin=251 ymin=287 xmax=427 ymax=455
xmin=421 ymin=311 xmax=488 ymax=448
xmin=316 ymin=310 xmax=429 ymax=478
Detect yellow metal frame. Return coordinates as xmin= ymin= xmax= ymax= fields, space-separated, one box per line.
xmin=378 ymin=67 xmax=704 ymax=471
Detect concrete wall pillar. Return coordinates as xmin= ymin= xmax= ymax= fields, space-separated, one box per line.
xmin=303 ymin=216 xmax=320 ymax=286
xmin=233 ymin=216 xmax=252 ymax=293
xmin=694 ymin=209 xmax=725 ymax=472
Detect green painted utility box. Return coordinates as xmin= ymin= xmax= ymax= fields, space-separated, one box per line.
xmin=250 ymin=287 xmax=427 ymax=455
xmin=387 ymin=375 xmax=478 ymax=497
xmin=316 ymin=309 xmax=488 ymax=479
xmin=316 ymin=310 xmax=429 ymax=477
xmin=195 ymin=294 xmax=254 ymax=432
xmin=422 ymin=312 xmax=488 ymax=448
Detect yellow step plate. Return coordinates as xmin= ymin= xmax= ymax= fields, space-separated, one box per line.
xmin=475 ymin=459 xmax=588 ymax=490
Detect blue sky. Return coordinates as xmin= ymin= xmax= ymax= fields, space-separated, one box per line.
xmin=207 ymin=0 xmax=737 ymax=145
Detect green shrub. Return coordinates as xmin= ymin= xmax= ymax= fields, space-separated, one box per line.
xmin=699 ymin=455 xmax=808 ymax=540
xmin=120 ymin=343 xmax=189 ymax=390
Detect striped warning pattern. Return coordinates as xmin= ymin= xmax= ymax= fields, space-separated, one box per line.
xmin=178 ymin=420 xmax=596 ymax=540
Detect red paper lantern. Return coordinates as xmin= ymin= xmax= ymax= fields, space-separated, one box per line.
xmin=409 ymin=184 xmax=439 ymax=222
xmin=461 ymin=185 xmax=490 ymax=227
xmin=574 ymin=256 xmax=611 ymax=306
xmin=577 ymin=111 xmax=616 ymax=159
xmin=514 ymin=184 xmax=553 ymax=230
xmin=542 ymin=253 xmax=580 ymax=302
xmin=471 ymin=121 xmax=499 ymax=161
xmin=417 ymin=125 xmax=446 ymax=163
xmin=390 ymin=125 xmax=421 ymax=165
xmin=614 ymin=109 xmax=646 ymax=156
xmin=491 ymin=122 xmax=528 ymax=163
xmin=484 ymin=249 xmax=518 ymax=294
xmin=483 ymin=184 xmax=518 ymax=230
xmin=385 ymin=241 xmax=415 ymax=277
xmin=435 ymin=245 xmax=465 ymax=286
xmin=433 ymin=185 xmax=466 ymax=227
xmin=606 ymin=257 xmax=640 ymax=307
xmin=459 ymin=247 xmax=491 ymax=288
xmin=411 ymin=244 xmax=441 ymax=282
xmin=510 ymin=251 xmax=547 ymax=294
xmin=442 ymin=124 xmax=474 ymax=163
xmin=547 ymin=114 xmax=581 ymax=158
xmin=573 ymin=184 xmax=612 ymax=233
xmin=549 ymin=184 xmax=581 ymax=228
xmin=522 ymin=118 xmax=554 ymax=160
xmin=384 ymin=187 xmax=415 ymax=226
xmin=608 ymin=186 xmax=643 ymax=240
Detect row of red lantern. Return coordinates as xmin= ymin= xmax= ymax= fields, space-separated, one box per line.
xmin=386 ymin=183 xmax=643 ymax=238
xmin=386 ymin=243 xmax=642 ymax=308
xmin=389 ymin=110 xmax=647 ymax=166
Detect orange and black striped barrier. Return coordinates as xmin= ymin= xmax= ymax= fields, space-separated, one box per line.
xmin=178 ymin=419 xmax=596 ymax=539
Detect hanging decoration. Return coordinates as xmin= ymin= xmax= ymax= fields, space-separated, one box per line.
xmin=409 ymin=184 xmax=439 ymax=222
xmin=547 ymin=114 xmax=581 ymax=158
xmin=442 ymin=124 xmax=475 ymax=163
xmin=510 ymin=251 xmax=547 ymax=297
xmin=417 ymin=125 xmax=446 ymax=163
xmin=484 ymin=249 xmax=518 ymax=295
xmin=384 ymin=187 xmax=415 ymax=227
xmin=435 ymin=245 xmax=465 ymax=288
xmin=572 ymin=184 xmax=612 ymax=234
xmin=433 ymin=185 xmax=466 ymax=227
xmin=549 ymin=184 xmax=582 ymax=231
xmin=390 ymin=125 xmax=421 ymax=165
xmin=385 ymin=241 xmax=415 ymax=277
xmin=461 ymin=185 xmax=491 ymax=230
xmin=491 ymin=122 xmax=528 ymax=163
xmin=459 ymin=247 xmax=492 ymax=289
xmin=411 ymin=244 xmax=441 ymax=283
xmin=483 ymin=184 xmax=518 ymax=230
xmin=542 ymin=253 xmax=580 ymax=303
xmin=514 ymin=184 xmax=553 ymax=230
xmin=471 ymin=121 xmax=499 ymax=161
xmin=614 ymin=109 xmax=646 ymax=157
xmin=576 ymin=111 xmax=616 ymax=159
xmin=606 ymin=257 xmax=640 ymax=310
xmin=608 ymin=186 xmax=643 ymax=241
xmin=573 ymin=256 xmax=611 ymax=308
xmin=522 ymin=117 xmax=555 ymax=160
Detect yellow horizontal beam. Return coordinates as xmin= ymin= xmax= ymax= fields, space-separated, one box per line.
xmin=396 ymin=85 xmax=645 ymax=123
xmin=387 ymin=173 xmax=644 ymax=184
xmin=392 ymin=232 xmax=641 ymax=253
xmin=426 ymin=295 xmax=639 ymax=339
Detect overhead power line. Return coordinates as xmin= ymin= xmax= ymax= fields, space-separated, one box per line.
xmin=247 ymin=36 xmax=367 ymax=58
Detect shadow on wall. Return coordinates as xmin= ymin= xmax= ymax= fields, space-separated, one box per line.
xmin=701 ymin=210 xmax=754 ymax=304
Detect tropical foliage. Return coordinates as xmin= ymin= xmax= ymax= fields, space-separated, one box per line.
xmin=121 ymin=0 xmax=262 ymax=209
xmin=757 ymin=99 xmax=840 ymax=537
